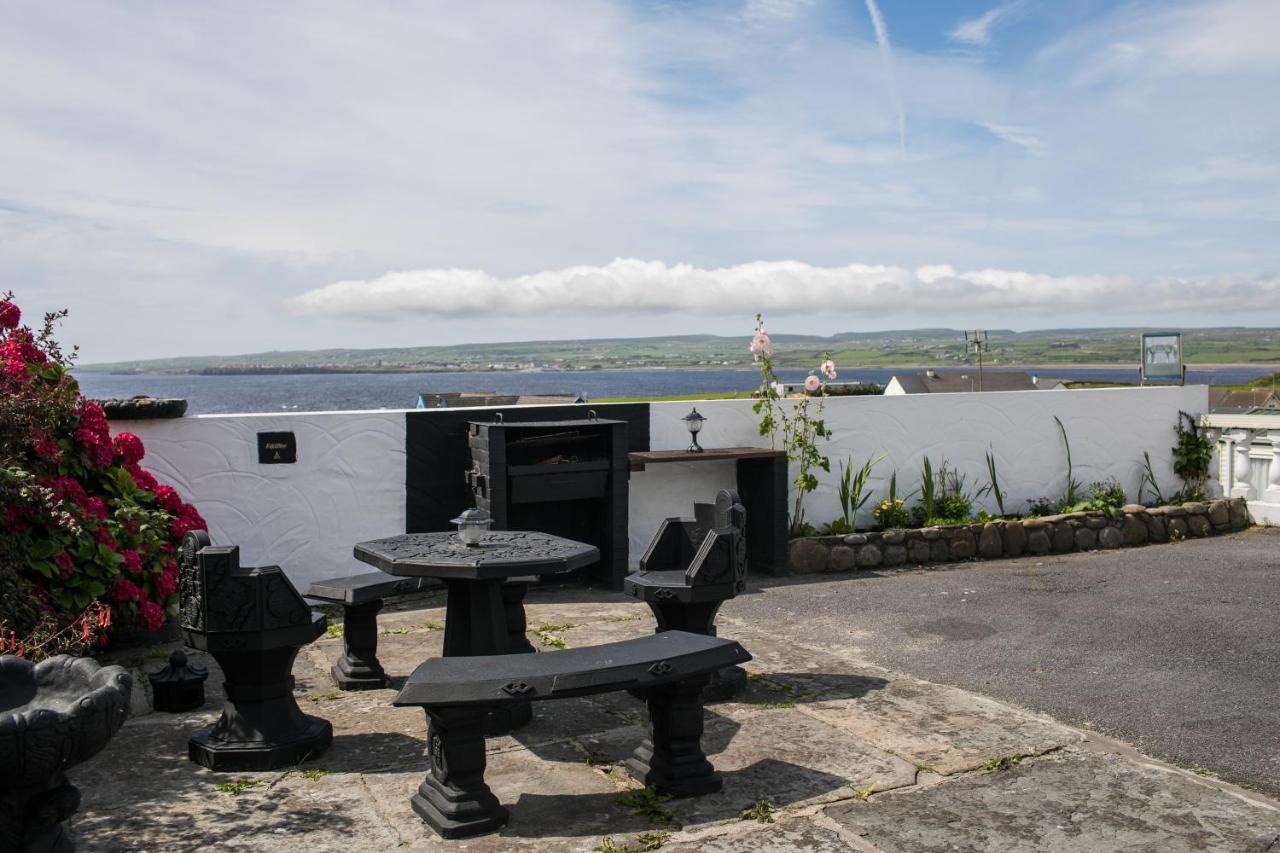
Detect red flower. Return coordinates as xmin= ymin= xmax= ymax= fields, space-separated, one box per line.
xmin=137 ymin=601 xmax=165 ymax=633
xmin=110 ymin=578 xmax=141 ymax=602
xmin=113 ymin=432 xmax=145 ymax=465
xmin=54 ymin=551 xmax=74 ymax=579
xmin=81 ymin=496 xmax=108 ymax=520
xmin=93 ymin=525 xmax=117 ymax=550
xmin=121 ymin=550 xmax=143 ymax=575
xmin=152 ymin=484 xmax=183 ymax=513
xmin=154 ymin=569 xmax=178 ymax=597
xmin=0 ymin=300 xmax=19 ymax=329
xmin=127 ymin=463 xmax=158 ymax=492
xmin=32 ymin=435 xmax=62 ymax=463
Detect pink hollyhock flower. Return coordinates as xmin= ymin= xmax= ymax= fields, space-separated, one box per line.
xmin=137 ymin=600 xmax=165 ymax=632
xmin=153 ymin=484 xmax=182 ymax=513
xmin=804 ymin=375 xmax=821 ymax=392
xmin=749 ymin=332 xmax=772 ymax=354
xmin=122 ymin=550 xmax=143 ymax=575
xmin=821 ymin=359 xmax=837 ymax=380
xmin=113 ymin=432 xmax=145 ymax=465
xmin=0 ymin=300 xmax=19 ymax=329
xmin=111 ymin=578 xmax=141 ymax=602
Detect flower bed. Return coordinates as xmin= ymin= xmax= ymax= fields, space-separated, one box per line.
xmin=787 ymin=498 xmax=1251 ymax=574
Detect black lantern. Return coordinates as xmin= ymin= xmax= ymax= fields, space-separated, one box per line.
xmin=682 ymin=407 xmax=706 ymax=453
xmin=450 ymin=507 xmax=493 ymax=547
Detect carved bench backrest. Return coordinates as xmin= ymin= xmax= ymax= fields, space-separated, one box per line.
xmin=178 ymin=530 xmax=311 ymax=636
xmin=685 ymin=489 xmax=747 ymax=590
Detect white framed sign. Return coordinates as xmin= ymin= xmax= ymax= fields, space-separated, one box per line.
xmin=1141 ymin=332 xmax=1183 ymax=384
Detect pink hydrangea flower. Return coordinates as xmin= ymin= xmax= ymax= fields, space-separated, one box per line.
xmin=137 ymin=600 xmax=165 ymax=632
xmin=111 ymin=578 xmax=141 ymax=602
xmin=122 ymin=550 xmax=143 ymax=575
xmin=0 ymin=300 xmax=19 ymax=329
xmin=804 ymin=375 xmax=821 ymax=392
xmin=113 ymin=432 xmax=145 ymax=465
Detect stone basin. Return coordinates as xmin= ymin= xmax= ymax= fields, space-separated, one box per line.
xmin=0 ymin=655 xmax=131 ymax=853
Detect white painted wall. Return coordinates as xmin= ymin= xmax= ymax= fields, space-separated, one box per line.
xmin=116 ymin=386 xmax=1208 ymax=585
xmin=115 ymin=411 xmax=406 ymax=590
xmin=632 ymin=386 xmax=1208 ymax=556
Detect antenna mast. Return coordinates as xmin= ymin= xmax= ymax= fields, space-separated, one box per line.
xmin=965 ymin=330 xmax=989 ymax=391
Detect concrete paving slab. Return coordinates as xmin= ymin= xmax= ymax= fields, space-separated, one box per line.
xmin=826 ymin=750 xmax=1280 ymax=853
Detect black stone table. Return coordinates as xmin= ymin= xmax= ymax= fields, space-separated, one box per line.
xmin=353 ymin=530 xmax=599 ymax=732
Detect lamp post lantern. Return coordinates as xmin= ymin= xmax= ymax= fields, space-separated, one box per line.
xmin=683 ymin=408 xmax=706 ymax=453
xmin=450 ymin=508 xmax=493 ymax=547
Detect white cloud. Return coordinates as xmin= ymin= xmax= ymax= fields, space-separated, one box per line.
xmin=286 ymin=258 xmax=1279 ymax=320
xmin=950 ymin=1 xmax=1023 ymax=46
xmin=862 ymin=0 xmax=907 ymax=151
xmin=982 ymin=123 xmax=1045 ymax=153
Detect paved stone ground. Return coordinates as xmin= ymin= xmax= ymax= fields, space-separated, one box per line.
xmin=732 ymin=526 xmax=1280 ymax=797
xmin=72 ymin=540 xmax=1280 ymax=852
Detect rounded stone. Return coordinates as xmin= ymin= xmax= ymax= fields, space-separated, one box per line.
xmin=1187 ymin=515 xmax=1212 ymax=538
xmin=978 ymin=524 xmax=1003 ymax=559
xmin=1074 ymin=527 xmax=1097 ymax=550
xmin=789 ymin=538 xmax=830 ymax=574
xmin=1052 ymin=523 xmax=1075 ymax=553
xmin=1167 ymin=517 xmax=1189 ymax=540
xmin=843 ymin=533 xmax=869 ymax=546
xmin=856 ymin=544 xmax=883 ymax=568
xmin=1147 ymin=516 xmax=1168 ymax=543
xmin=950 ymin=531 xmax=976 ymax=560
xmin=881 ymin=528 xmax=906 ymax=545
xmin=1228 ymin=499 xmax=1249 ymax=530
xmin=1208 ymin=500 xmax=1230 ymax=528
xmin=1084 ymin=514 xmax=1108 ymax=530
xmin=1162 ymin=506 xmax=1188 ymax=518
xmin=929 ymin=540 xmax=950 ymax=561
xmin=1121 ymin=504 xmax=1148 ymax=515
xmin=1020 ymin=518 xmax=1048 ymax=531
xmin=882 ymin=545 xmax=907 ymax=567
xmin=1182 ymin=501 xmax=1209 ymax=515
xmin=921 ymin=527 xmax=941 ymax=541
xmin=1098 ymin=527 xmax=1123 ymax=549
xmin=908 ymin=540 xmax=932 ymax=564
xmin=1003 ymin=521 xmax=1027 ymax=557
xmin=828 ymin=545 xmax=857 ymax=572
xmin=1026 ymin=529 xmax=1051 ymax=555
xmin=1121 ymin=515 xmax=1148 ymax=546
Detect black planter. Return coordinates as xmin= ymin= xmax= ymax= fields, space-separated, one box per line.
xmin=0 ymin=655 xmax=132 ymax=853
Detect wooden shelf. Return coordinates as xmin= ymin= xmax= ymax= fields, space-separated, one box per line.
xmin=628 ymin=447 xmax=784 ymax=472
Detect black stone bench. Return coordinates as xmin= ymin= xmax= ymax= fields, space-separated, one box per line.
xmin=306 ymin=572 xmax=537 ymax=690
xmin=305 ymin=572 xmax=438 ymax=690
xmin=625 ymin=489 xmax=750 ymax=699
xmin=393 ymin=630 xmax=752 ymax=839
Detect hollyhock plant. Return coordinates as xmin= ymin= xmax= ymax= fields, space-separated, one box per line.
xmin=1 ymin=292 xmax=205 ymax=656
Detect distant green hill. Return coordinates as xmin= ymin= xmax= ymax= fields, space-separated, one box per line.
xmin=77 ymin=327 xmax=1280 ymax=374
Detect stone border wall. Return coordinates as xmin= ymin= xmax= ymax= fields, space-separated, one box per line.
xmin=787 ymin=498 xmax=1252 ymax=575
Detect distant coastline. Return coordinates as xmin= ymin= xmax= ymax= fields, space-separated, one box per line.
xmin=79 ymin=360 xmax=1280 ymax=377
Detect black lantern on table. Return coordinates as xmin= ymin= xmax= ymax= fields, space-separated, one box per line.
xmin=682 ymin=407 xmax=706 ymax=453
xmin=451 ymin=507 xmax=493 ymax=547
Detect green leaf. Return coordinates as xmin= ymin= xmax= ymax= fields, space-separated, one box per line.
xmin=29 ymin=539 xmax=59 ymax=560
xmin=31 ymin=560 xmax=55 ymax=578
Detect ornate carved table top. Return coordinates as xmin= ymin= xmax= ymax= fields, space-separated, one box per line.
xmin=354 ymin=531 xmax=600 ymax=580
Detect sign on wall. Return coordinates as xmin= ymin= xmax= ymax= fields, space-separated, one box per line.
xmin=257 ymin=431 xmax=297 ymax=464
xmin=1140 ymin=332 xmax=1184 ymax=384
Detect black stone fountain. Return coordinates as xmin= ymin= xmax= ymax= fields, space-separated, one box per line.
xmin=0 ymin=655 xmax=132 ymax=853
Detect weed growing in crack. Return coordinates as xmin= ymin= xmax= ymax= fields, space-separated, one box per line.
xmin=981 ymin=754 xmax=1024 ymax=772
xmin=616 ymin=787 xmax=675 ymax=825
xmin=213 ymin=780 xmax=260 ymax=795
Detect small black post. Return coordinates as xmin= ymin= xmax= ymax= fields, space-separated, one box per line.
xmin=411 ymin=706 xmax=508 ymax=839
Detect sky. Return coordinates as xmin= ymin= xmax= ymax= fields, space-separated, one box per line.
xmin=1 ymin=0 xmax=1278 ymax=363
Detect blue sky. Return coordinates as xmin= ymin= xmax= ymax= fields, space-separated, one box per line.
xmin=1 ymin=0 xmax=1277 ymax=361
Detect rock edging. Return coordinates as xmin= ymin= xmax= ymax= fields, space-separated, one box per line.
xmin=787 ymin=497 xmax=1251 ymax=575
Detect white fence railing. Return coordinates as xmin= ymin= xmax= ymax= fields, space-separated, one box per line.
xmin=1202 ymin=413 xmax=1280 ymax=524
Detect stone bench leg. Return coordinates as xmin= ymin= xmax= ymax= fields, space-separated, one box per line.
xmin=646 ymin=599 xmax=747 ymax=702
xmin=626 ymin=674 xmax=722 ymax=797
xmin=411 ymin=706 xmax=508 ymax=839
xmin=333 ymin=600 xmax=389 ymax=691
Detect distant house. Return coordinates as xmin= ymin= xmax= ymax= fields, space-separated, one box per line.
xmin=1209 ymin=388 xmax=1280 ymax=414
xmin=415 ymin=391 xmax=584 ymax=409
xmin=1031 ymin=376 xmax=1071 ymax=390
xmin=884 ymin=370 xmax=1038 ymax=395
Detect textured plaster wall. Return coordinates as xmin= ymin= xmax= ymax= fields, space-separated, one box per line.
xmin=116 ymin=411 xmax=406 ymax=590
xmin=633 ymin=386 xmax=1209 ymax=560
